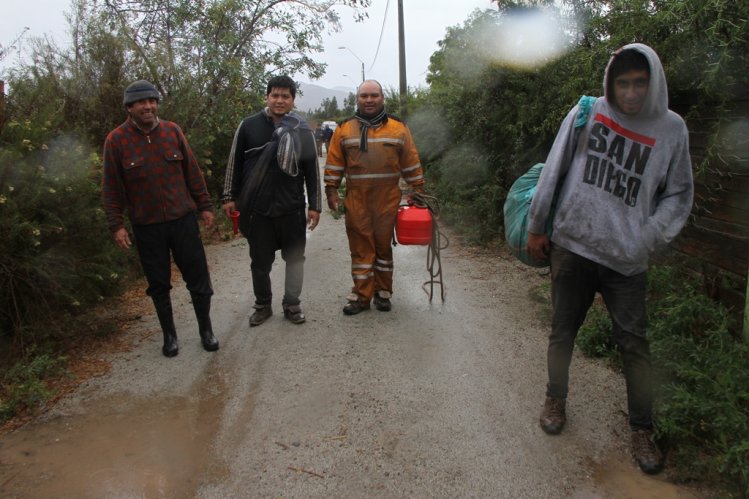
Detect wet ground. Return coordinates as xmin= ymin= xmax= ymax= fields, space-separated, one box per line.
xmin=0 ymin=163 xmax=707 ymax=498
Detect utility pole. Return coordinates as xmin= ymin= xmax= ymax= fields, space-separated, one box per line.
xmin=397 ymin=0 xmax=407 ymax=118
xmin=744 ymin=264 xmax=749 ymax=341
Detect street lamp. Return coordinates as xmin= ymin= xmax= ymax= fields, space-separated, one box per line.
xmin=338 ymin=46 xmax=365 ymax=82
xmin=342 ymin=74 xmax=359 ymax=92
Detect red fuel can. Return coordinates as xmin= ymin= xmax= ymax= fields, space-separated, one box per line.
xmin=396 ymin=205 xmax=433 ymax=245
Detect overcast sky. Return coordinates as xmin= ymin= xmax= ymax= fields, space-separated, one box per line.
xmin=0 ymin=0 xmax=495 ymax=91
xmin=307 ymin=0 xmax=495 ymax=91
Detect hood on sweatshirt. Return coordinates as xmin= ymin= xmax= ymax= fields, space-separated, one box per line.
xmin=603 ymin=43 xmax=668 ymax=119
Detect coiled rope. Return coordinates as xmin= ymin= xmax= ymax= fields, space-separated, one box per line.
xmin=408 ymin=192 xmax=448 ymax=302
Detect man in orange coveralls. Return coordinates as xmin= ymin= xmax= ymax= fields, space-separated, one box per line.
xmin=324 ymin=80 xmax=425 ymax=315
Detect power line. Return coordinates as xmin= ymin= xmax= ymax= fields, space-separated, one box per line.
xmin=368 ymin=0 xmax=391 ymax=73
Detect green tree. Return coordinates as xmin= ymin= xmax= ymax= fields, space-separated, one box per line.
xmin=310 ymin=92 xmax=356 ymax=122
xmin=383 ymin=85 xmax=426 ymax=119
xmin=317 ymin=96 xmax=340 ymax=118
xmin=342 ymin=92 xmax=356 ymax=115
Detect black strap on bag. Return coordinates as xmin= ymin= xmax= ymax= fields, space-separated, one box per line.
xmin=236 ymin=142 xmax=277 ymax=238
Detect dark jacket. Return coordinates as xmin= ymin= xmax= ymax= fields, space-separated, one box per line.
xmin=222 ymin=110 xmax=321 ymax=217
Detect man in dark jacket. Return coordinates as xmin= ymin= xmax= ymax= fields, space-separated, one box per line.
xmin=102 ymin=80 xmax=219 ymax=358
xmin=323 ymin=125 xmax=333 ymax=153
xmin=222 ymin=75 xmax=321 ymax=326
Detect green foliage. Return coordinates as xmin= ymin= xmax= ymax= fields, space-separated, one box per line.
xmin=573 ymin=265 xmax=749 ymax=496
xmin=309 ymin=94 xmax=347 ymax=123
xmin=576 ymin=302 xmax=618 ymax=362
xmin=342 ymin=92 xmax=357 ymax=116
xmin=646 ymin=266 xmax=748 ymax=496
xmin=329 ymin=183 xmax=347 ymax=220
xmin=307 ymin=91 xmax=359 ymax=123
xmin=413 ymin=8 xmax=598 ymax=243
xmin=0 ymin=350 xmax=68 ymax=422
xmin=424 ymin=143 xmax=505 ymax=244
xmin=0 ymin=125 xmax=134 ymax=344
xmin=383 ymin=85 xmax=427 ymax=119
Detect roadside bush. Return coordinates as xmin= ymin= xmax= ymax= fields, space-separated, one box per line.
xmin=0 ymin=117 xmax=139 ymax=422
xmin=0 ymin=121 xmax=135 ymax=349
xmin=575 ymin=265 xmax=749 ymax=496
xmin=426 ymin=144 xmax=505 ymax=245
xmin=576 ymin=302 xmax=618 ymax=363
xmin=647 ymin=266 xmax=748 ymax=496
xmin=0 ymin=350 xmax=68 ymax=422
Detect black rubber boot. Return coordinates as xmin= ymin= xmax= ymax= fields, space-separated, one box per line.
xmin=152 ymin=294 xmax=178 ymax=357
xmin=192 ymin=293 xmax=219 ymax=352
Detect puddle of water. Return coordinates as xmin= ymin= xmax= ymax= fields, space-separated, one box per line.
xmin=573 ymin=452 xmax=703 ymax=499
xmin=0 ymin=375 xmax=230 ymax=498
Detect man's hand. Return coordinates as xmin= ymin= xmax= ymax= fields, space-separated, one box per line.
xmin=527 ymin=232 xmax=550 ymax=263
xmin=113 ymin=227 xmax=132 ymax=250
xmin=326 ymin=191 xmax=340 ymax=211
xmin=307 ymin=210 xmax=320 ymax=231
xmin=200 ymin=210 xmax=215 ymax=229
xmin=222 ymin=201 xmax=236 ymax=218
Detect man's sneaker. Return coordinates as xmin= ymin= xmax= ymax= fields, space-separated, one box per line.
xmin=249 ymin=305 xmax=272 ymax=327
xmin=283 ymin=304 xmax=306 ymax=324
xmin=631 ymin=429 xmax=664 ymax=474
xmin=343 ymin=301 xmax=370 ymax=315
xmin=539 ymin=396 xmax=566 ymax=435
xmin=373 ymin=293 xmax=391 ymax=312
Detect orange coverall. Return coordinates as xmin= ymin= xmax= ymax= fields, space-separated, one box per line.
xmin=324 ymin=116 xmax=425 ymax=304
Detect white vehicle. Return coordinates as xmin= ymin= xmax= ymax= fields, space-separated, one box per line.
xmin=321 ymin=120 xmax=337 ymax=132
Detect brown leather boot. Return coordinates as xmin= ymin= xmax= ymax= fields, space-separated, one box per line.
xmin=249 ymin=304 xmax=273 ymax=327
xmin=343 ymin=300 xmax=370 ymax=315
xmin=631 ymin=429 xmax=663 ymax=474
xmin=373 ymin=292 xmax=392 ymax=312
xmin=283 ymin=303 xmax=306 ymax=324
xmin=539 ymin=396 xmax=566 ymax=435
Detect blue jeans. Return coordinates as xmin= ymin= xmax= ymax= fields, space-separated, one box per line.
xmin=547 ymin=245 xmax=653 ymax=430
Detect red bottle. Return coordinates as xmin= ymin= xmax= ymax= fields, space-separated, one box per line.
xmin=230 ymin=211 xmax=240 ymax=234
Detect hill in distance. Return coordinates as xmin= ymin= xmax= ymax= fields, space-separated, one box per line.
xmin=295 ymin=82 xmax=354 ymax=113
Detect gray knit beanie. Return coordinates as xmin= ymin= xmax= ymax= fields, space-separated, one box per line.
xmin=123 ymin=80 xmax=160 ymax=105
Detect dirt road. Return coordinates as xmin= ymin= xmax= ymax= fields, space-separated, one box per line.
xmin=0 ymin=182 xmax=702 ymax=497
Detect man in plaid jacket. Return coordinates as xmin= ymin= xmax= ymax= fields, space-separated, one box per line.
xmin=102 ymin=80 xmax=219 ymax=358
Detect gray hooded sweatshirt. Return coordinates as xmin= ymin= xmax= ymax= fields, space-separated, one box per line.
xmin=528 ymin=43 xmax=694 ymax=276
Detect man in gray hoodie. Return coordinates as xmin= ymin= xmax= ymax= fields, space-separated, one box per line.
xmin=527 ymin=43 xmax=694 ymax=474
